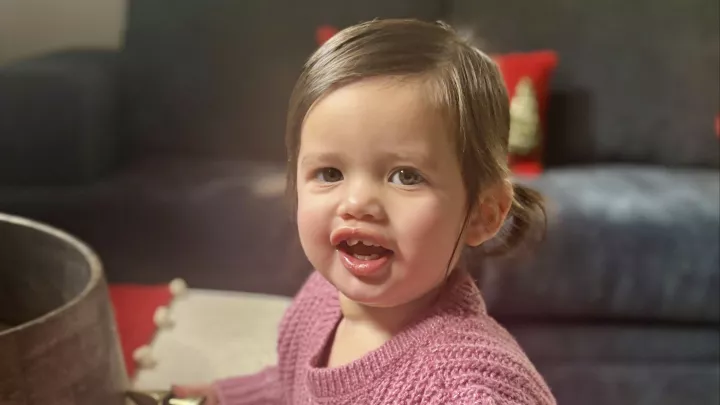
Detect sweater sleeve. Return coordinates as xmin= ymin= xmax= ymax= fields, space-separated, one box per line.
xmin=214 ymin=365 xmax=283 ymax=405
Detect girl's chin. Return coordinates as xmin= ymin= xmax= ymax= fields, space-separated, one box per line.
xmin=329 ymin=272 xmax=391 ymax=304
xmin=319 ymin=259 xmax=432 ymax=307
xmin=340 ymin=291 xmax=400 ymax=309
xmin=331 ymin=272 xmax=419 ymax=308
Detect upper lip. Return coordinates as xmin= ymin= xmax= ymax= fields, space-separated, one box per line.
xmin=330 ymin=227 xmax=393 ymax=251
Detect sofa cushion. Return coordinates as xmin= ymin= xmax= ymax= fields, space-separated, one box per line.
xmin=475 ymin=166 xmax=720 ymax=322
xmin=0 ymin=50 xmax=119 ymax=186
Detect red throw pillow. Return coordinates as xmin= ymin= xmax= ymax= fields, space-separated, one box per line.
xmin=493 ymin=51 xmax=558 ymax=176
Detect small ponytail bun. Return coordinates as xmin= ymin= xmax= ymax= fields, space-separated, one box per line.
xmin=486 ymin=183 xmax=547 ymax=256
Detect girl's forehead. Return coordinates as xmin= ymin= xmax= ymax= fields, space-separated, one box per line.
xmin=301 ymin=77 xmax=453 ymax=147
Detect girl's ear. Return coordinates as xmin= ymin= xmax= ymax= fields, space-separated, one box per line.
xmin=464 ymin=180 xmax=513 ymax=247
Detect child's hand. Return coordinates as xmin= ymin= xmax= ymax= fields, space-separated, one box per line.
xmin=172 ymin=384 xmax=219 ymax=405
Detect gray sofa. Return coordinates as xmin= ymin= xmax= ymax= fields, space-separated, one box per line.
xmin=452 ymin=2 xmax=719 ymax=403
xmin=1 ymin=0 xmax=717 ymax=403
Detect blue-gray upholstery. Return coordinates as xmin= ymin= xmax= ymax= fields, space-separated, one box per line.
xmin=478 ymin=166 xmax=720 ymax=322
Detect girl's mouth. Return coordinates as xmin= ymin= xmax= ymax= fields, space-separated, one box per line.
xmin=336 ymin=239 xmax=394 ymax=277
xmin=337 ymin=239 xmax=393 ymax=260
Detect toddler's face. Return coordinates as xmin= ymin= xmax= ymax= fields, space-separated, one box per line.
xmin=296 ymin=77 xmax=469 ymax=308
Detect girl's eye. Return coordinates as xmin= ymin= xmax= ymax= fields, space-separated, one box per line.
xmin=389 ymin=168 xmax=424 ymax=186
xmin=315 ymin=167 xmax=343 ymax=183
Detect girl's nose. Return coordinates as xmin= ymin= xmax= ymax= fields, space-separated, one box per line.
xmin=337 ymin=179 xmax=385 ymax=222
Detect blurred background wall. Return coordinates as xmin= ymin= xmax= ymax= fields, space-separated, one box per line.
xmin=0 ymin=0 xmax=126 ymax=64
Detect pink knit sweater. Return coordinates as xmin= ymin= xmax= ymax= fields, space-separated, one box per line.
xmin=215 ymin=270 xmax=555 ymax=404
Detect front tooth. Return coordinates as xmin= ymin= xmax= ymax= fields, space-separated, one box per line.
xmin=354 ymin=253 xmax=380 ymax=260
xmin=347 ymin=239 xmax=359 ymax=246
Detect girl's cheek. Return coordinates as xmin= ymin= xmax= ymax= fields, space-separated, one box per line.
xmin=391 ymin=197 xmax=461 ymax=254
xmin=297 ymin=193 xmax=334 ymax=241
xmin=394 ymin=197 xmax=449 ymax=232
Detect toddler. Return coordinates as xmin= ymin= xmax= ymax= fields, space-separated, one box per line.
xmin=176 ymin=18 xmax=555 ymax=405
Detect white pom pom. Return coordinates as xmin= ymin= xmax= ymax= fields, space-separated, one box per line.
xmin=133 ymin=345 xmax=156 ymax=369
xmin=153 ymin=306 xmax=174 ymax=329
xmin=169 ymin=278 xmax=188 ymax=297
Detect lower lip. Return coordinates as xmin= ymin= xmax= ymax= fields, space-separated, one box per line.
xmin=338 ymin=250 xmax=391 ymax=277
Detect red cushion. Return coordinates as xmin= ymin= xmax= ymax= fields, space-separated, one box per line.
xmin=110 ymin=284 xmax=173 ymax=377
xmin=493 ymin=51 xmax=558 ymax=176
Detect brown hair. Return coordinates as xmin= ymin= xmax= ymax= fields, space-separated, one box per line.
xmin=285 ymin=19 xmax=545 ymax=255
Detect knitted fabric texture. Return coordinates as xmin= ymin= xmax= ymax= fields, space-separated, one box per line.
xmin=215 ymin=270 xmax=555 ymax=404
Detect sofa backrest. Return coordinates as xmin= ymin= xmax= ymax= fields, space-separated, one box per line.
xmin=119 ymin=0 xmax=444 ymax=162
xmin=450 ymin=0 xmax=719 ymax=168
xmin=120 ymin=0 xmax=719 ymax=167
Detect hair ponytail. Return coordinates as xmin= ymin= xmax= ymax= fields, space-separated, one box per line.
xmin=486 ymin=183 xmax=547 ymax=256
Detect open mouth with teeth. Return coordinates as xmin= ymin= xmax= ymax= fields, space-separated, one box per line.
xmin=337 ymin=239 xmax=393 ymax=261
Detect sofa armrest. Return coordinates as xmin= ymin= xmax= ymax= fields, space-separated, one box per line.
xmin=0 ymin=50 xmax=120 ymax=186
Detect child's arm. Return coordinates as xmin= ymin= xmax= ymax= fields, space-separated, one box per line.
xmin=213 ymin=365 xmax=283 ymax=405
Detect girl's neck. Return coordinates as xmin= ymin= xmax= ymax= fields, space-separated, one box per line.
xmin=325 ymin=273 xmax=463 ymax=368
xmin=338 ymin=287 xmax=441 ymax=337
xmin=324 ymin=289 xmax=441 ymax=368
